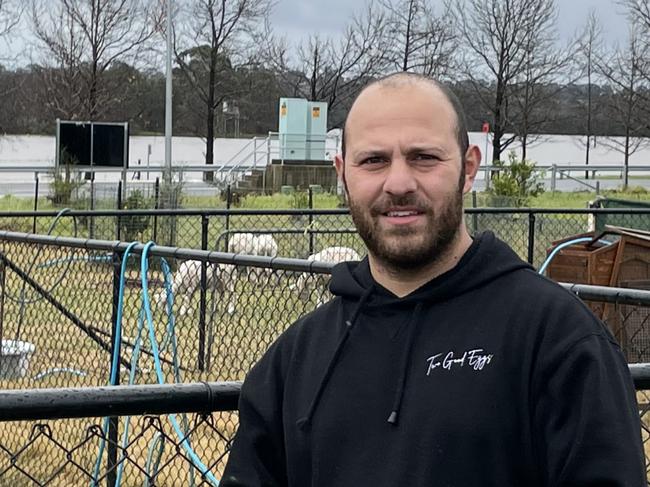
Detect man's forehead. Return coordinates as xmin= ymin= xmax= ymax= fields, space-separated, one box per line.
xmin=345 ymin=82 xmax=456 ymax=141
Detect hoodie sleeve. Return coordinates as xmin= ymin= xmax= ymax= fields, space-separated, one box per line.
xmin=221 ymin=337 xmax=290 ymax=487
xmin=534 ymin=332 xmax=646 ymax=487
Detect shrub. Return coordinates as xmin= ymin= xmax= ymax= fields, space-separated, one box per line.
xmin=488 ymin=151 xmax=544 ymax=207
xmin=121 ymin=190 xmax=153 ymax=241
xmin=48 ymin=149 xmax=86 ymax=206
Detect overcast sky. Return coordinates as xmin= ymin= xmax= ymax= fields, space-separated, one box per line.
xmin=0 ymin=0 xmax=632 ymax=66
xmin=270 ymin=0 xmax=631 ymax=46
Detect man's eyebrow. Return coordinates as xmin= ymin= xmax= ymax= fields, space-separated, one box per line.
xmin=352 ymin=150 xmax=389 ymax=160
xmin=406 ymin=145 xmax=451 ymax=156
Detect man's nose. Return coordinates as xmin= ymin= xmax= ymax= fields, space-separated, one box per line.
xmin=382 ymin=157 xmax=417 ymax=195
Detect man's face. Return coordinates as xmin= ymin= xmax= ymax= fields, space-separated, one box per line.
xmin=335 ymin=83 xmax=473 ymax=271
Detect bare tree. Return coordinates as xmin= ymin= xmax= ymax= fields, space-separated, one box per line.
xmin=262 ymin=2 xmax=387 ymax=128
xmin=508 ymin=24 xmax=572 ymax=161
xmin=30 ymin=0 xmax=161 ymax=120
xmin=509 ymin=49 xmax=570 ymax=161
xmin=451 ymin=0 xmax=559 ymax=162
xmin=621 ymin=0 xmax=650 ymax=30
xmin=379 ymin=0 xmax=456 ymax=77
xmin=596 ymin=25 xmax=650 ymax=188
xmin=173 ymin=0 xmax=271 ymax=179
xmin=0 ymin=0 xmax=24 ymax=132
xmin=0 ymin=0 xmax=21 ymax=39
xmin=576 ymin=11 xmax=603 ymax=174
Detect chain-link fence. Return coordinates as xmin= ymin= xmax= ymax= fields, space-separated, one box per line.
xmin=1 ymin=231 xmax=650 ymax=484
xmin=0 ymin=382 xmax=239 ymax=486
xmin=0 ymin=231 xmax=332 ymax=485
xmin=3 ymin=207 xmax=650 ymax=266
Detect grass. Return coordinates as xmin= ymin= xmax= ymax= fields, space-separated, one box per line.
xmin=3 ymin=184 xmax=650 ymax=214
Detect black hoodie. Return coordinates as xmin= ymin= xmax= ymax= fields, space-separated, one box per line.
xmin=222 ymin=232 xmax=645 ymax=487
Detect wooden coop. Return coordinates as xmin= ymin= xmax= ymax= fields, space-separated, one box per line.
xmin=546 ymin=226 xmax=650 ymax=362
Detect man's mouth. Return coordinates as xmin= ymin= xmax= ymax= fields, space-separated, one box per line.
xmin=382 ymin=207 xmax=425 ymax=217
xmin=385 ymin=210 xmax=422 ymax=217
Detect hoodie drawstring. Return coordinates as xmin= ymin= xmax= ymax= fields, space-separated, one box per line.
xmin=297 ymin=287 xmax=374 ymax=430
xmin=387 ymin=301 xmax=424 ymax=425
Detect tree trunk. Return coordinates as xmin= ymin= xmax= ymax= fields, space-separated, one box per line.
xmin=205 ymin=50 xmax=216 ymax=182
xmin=623 ymin=125 xmax=630 ymax=190
xmin=402 ymin=0 xmax=414 ymax=71
xmin=310 ymin=44 xmax=319 ymax=100
xmin=492 ymin=79 xmax=506 ymax=163
xmin=585 ymin=56 xmax=592 ymax=179
xmin=89 ymin=59 xmax=98 ymax=120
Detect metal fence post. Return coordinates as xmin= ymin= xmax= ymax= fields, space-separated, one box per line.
xmin=198 ymin=214 xmax=209 ymax=372
xmin=527 ymin=212 xmax=536 ymax=265
xmin=308 ymin=187 xmax=314 ymax=255
xmin=116 ymin=181 xmax=123 ymax=241
xmin=153 ymin=177 xmax=160 ymax=243
xmin=551 ymin=164 xmax=557 ymax=192
xmin=0 ymin=258 xmax=5 ymax=358
xmin=90 ymin=172 xmax=95 ymax=239
xmin=33 ymin=173 xmax=39 ymax=233
xmin=107 ymin=250 xmax=123 ymax=487
xmin=224 ymin=185 xmax=231 ymax=251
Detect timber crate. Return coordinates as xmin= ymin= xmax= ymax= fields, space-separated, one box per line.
xmin=546 ymin=226 xmax=650 ymax=361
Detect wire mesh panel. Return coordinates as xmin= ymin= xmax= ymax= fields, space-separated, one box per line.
xmin=638 ymin=390 xmax=650 ymax=483
xmin=0 ymin=236 xmax=337 ymax=485
xmin=0 ymin=413 xmax=235 ymax=486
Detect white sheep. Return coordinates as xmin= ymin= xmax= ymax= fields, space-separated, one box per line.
xmin=295 ymin=246 xmax=361 ymax=305
xmin=227 ymin=233 xmax=256 ymax=254
xmin=227 ymin=233 xmax=279 ymax=283
xmin=251 ymin=234 xmax=279 ymax=258
xmin=154 ymin=260 xmax=237 ymax=316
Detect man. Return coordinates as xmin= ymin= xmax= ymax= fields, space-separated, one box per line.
xmin=222 ymin=73 xmax=645 ymax=486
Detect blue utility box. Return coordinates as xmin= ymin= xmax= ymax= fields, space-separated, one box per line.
xmin=306 ymin=102 xmax=327 ymax=160
xmin=278 ymin=98 xmax=328 ymax=162
xmin=278 ymin=98 xmax=308 ymax=160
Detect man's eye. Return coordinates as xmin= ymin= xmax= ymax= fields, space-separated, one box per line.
xmin=414 ymin=154 xmax=437 ymax=161
xmin=362 ymin=157 xmax=385 ymax=165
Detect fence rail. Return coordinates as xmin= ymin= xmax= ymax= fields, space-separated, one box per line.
xmin=0 ymin=382 xmax=241 ymax=422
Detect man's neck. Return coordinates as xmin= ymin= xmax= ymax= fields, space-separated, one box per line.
xmin=368 ymin=229 xmax=474 ymax=298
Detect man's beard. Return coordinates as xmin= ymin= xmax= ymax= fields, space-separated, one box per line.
xmin=346 ymin=177 xmax=465 ymax=272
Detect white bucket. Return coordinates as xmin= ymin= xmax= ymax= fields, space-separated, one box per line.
xmin=0 ymin=340 xmax=35 ymax=379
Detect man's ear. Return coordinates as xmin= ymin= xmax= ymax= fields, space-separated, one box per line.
xmin=462 ymin=145 xmax=481 ymax=194
xmin=334 ymin=154 xmax=345 ymax=182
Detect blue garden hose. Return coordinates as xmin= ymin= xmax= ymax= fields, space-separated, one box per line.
xmin=140 ymin=242 xmax=217 ymax=485
xmin=93 ymin=241 xmax=218 ymax=487
xmin=538 ymin=236 xmax=613 ymax=275
xmin=93 ymin=241 xmax=138 ymax=485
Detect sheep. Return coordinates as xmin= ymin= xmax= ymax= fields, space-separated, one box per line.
xmin=294 ymin=246 xmax=362 ymax=305
xmin=227 ymin=233 xmax=279 ymax=283
xmin=227 ymin=232 xmax=256 ymax=254
xmin=251 ymin=234 xmax=279 ymax=258
xmin=154 ymin=260 xmax=237 ymax=316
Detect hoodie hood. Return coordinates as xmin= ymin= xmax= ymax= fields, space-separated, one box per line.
xmin=330 ymin=231 xmax=532 ymax=305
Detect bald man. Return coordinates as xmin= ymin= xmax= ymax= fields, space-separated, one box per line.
xmin=222 ymin=73 xmax=644 ymax=487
